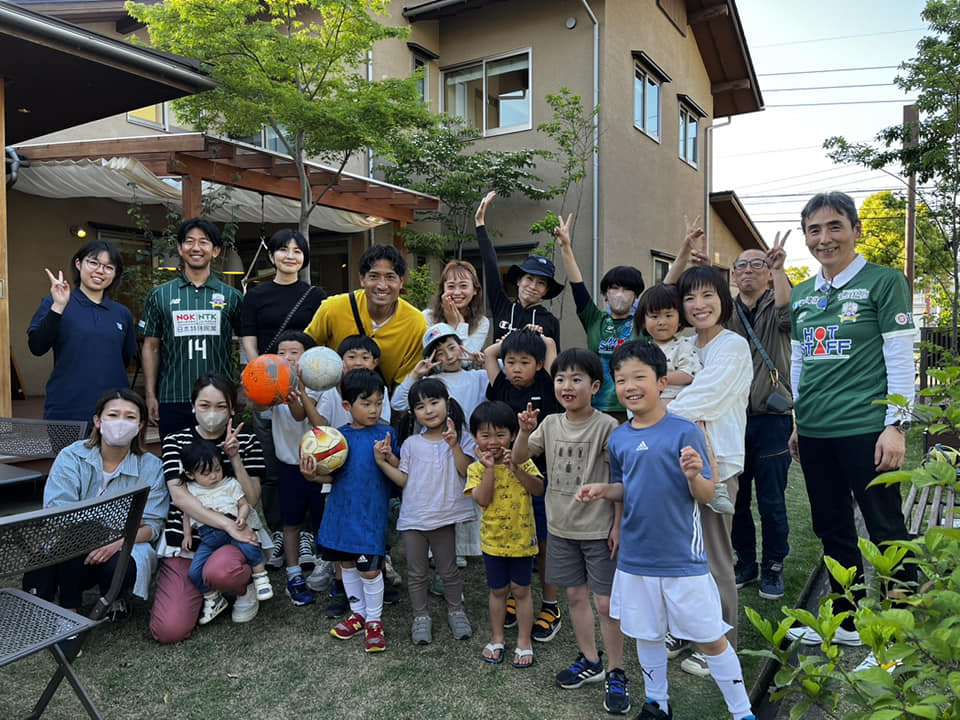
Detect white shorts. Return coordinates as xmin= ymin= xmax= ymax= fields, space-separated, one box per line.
xmin=609 ymin=569 xmax=731 ymax=643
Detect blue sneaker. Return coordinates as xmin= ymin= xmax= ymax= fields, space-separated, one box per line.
xmin=603 ymin=667 xmax=631 ymax=714
xmin=285 ymin=574 xmax=315 ymax=606
xmin=759 ymin=562 xmax=785 ymax=600
xmin=556 ymin=651 xmax=605 ymax=689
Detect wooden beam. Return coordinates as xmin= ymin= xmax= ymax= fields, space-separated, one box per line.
xmin=333 ymin=178 xmax=370 ymax=193
xmin=361 ymin=186 xmax=398 ymax=199
xmin=0 ymin=79 xmax=9 ymax=414
xmin=16 ymin=133 xmax=205 ymax=160
xmin=712 ymin=78 xmax=751 ymax=94
xmin=181 ymin=173 xmax=203 ymax=219
xmin=688 ymin=4 xmax=729 ymax=24
xmin=228 ymin=154 xmax=279 ymax=169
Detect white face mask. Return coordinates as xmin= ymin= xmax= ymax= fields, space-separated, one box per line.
xmin=99 ymin=419 xmax=140 ymax=447
xmin=195 ymin=410 xmax=230 ymax=435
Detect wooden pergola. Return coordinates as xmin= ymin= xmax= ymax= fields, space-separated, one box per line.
xmin=15 ymin=133 xmax=438 ymax=226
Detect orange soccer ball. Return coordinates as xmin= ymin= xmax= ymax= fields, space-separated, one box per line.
xmin=241 ymin=354 xmax=293 ymax=406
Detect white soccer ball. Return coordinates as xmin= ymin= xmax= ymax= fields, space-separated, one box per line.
xmin=299 ymin=346 xmax=343 ymax=391
xmin=300 ymin=426 xmax=349 ymax=475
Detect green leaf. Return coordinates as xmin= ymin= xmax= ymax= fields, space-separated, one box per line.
xmin=904 ymin=704 xmax=940 ymax=719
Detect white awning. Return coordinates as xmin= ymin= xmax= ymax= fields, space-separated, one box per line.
xmin=12 ymin=157 xmax=386 ymax=234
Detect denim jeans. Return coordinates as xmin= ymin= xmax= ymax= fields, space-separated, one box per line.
xmin=189 ymin=525 xmax=263 ymax=594
xmin=731 ymin=413 xmax=792 ymax=569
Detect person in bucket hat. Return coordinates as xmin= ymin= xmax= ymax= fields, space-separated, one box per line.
xmin=475 ymin=191 xmax=562 ymax=349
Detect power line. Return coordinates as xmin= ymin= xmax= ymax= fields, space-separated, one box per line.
xmin=766 ymin=99 xmax=915 ymax=107
xmin=739 ymin=188 xmax=923 ymax=200
xmin=758 ymin=65 xmax=898 ymax=77
xmin=764 ymin=83 xmax=894 ymax=92
xmin=737 ymin=166 xmax=875 ymax=191
xmin=716 ymin=144 xmax=823 ymax=158
xmin=753 ymin=27 xmax=925 ymax=49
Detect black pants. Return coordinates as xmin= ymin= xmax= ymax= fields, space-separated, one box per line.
xmin=23 ymin=553 xmax=136 ymax=610
xmin=798 ymin=432 xmax=915 ymax=624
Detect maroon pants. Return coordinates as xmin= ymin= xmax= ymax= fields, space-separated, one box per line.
xmin=150 ymin=546 xmax=251 ymax=644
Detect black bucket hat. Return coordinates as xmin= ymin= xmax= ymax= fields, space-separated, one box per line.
xmin=505 ymin=255 xmax=564 ymax=300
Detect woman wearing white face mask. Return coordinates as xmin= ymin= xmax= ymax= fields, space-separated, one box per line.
xmin=150 ymin=373 xmax=267 ymax=642
xmin=21 ymin=389 xmax=168 ymax=618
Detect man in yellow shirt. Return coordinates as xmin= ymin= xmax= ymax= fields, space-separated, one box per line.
xmin=304 ymin=246 xmax=425 ymax=390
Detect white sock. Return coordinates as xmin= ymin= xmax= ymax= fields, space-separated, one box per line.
xmin=703 ymin=644 xmax=751 ymax=718
xmin=635 ymin=639 xmax=669 ymax=712
xmin=285 ymin=564 xmax=302 ymax=580
xmin=362 ymin=573 xmax=385 ymax=622
xmin=341 ymin=566 xmax=366 ymax=618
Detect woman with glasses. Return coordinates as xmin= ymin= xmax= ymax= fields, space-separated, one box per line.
xmin=28 ymin=239 xmax=137 ymax=423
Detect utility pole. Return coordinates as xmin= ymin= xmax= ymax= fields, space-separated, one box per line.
xmin=903 ymin=103 xmax=918 ymax=293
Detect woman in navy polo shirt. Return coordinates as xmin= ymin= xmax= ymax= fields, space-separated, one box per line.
xmin=28 ymin=240 xmax=137 ymax=423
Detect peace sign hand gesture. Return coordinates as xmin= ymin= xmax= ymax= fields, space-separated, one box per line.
xmin=766 ymin=230 xmax=790 ymax=272
xmin=220 ymin=418 xmax=244 ymax=458
xmin=517 ymin=402 xmax=540 ymax=434
xmin=441 ymin=417 xmax=458 ymax=448
xmin=553 ymin=213 xmax=574 ymax=250
xmin=45 ymin=268 xmax=71 ymax=312
xmin=683 ymin=214 xmax=708 ymax=266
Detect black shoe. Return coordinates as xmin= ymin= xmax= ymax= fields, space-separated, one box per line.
xmin=734 ymin=560 xmax=758 ymax=589
xmin=503 ymin=596 xmax=517 ymax=629
xmin=603 ymin=668 xmax=631 ymax=715
xmin=637 ymin=698 xmax=673 ymax=720
xmin=383 ymin=583 xmax=400 ymax=606
xmin=531 ymin=604 xmax=562 ymax=642
xmin=325 ymin=587 xmax=349 ymax=618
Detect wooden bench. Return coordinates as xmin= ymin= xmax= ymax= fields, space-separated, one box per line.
xmin=0 ymin=484 xmax=148 ymax=719
xmin=901 ymin=430 xmax=960 ymax=535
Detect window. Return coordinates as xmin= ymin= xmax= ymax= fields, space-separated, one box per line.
xmin=632 ymin=51 xmax=670 ymax=141
xmin=442 ymin=50 xmax=531 ymax=136
xmin=677 ymin=95 xmax=707 ymax=167
xmin=652 ymin=253 xmax=673 ymax=285
xmin=408 ymin=43 xmax=438 ymax=106
xmin=128 ymin=103 xmax=166 ymax=130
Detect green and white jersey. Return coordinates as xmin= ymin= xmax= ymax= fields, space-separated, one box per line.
xmin=140 ymin=273 xmax=242 ymax=404
xmin=790 ymin=257 xmax=914 ymax=438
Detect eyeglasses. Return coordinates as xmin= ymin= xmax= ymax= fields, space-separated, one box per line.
xmin=83 ymin=257 xmax=117 ymax=274
xmin=733 ymin=259 xmax=768 ymax=271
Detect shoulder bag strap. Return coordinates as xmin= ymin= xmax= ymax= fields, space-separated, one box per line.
xmin=262 ymin=286 xmax=316 ymax=355
xmin=349 ymin=291 xmax=366 ymax=336
xmin=735 ymin=301 xmax=781 ymax=387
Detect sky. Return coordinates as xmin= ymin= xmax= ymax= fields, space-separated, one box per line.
xmin=713 ymin=0 xmax=930 ymax=271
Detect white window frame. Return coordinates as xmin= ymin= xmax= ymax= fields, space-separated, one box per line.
xmin=127 ymin=102 xmax=169 ymax=131
xmin=413 ymin=54 xmax=430 ymax=105
xmin=441 ymin=48 xmax=533 ymax=137
xmin=651 ymin=252 xmax=674 ymax=286
xmin=677 ymin=94 xmax=707 ymax=169
xmin=632 ymin=51 xmax=670 ymax=143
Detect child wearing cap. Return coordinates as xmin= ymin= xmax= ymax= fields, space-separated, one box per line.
xmin=475 ymin=191 xmax=563 ymax=349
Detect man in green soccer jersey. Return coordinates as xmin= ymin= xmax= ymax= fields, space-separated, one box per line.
xmin=141 ymin=218 xmax=243 ymax=439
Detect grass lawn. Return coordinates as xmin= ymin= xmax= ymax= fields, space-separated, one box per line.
xmin=2 ymin=450 xmax=874 ymax=720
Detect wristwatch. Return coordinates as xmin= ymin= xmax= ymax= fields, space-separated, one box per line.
xmin=891 ymin=419 xmax=912 ymax=434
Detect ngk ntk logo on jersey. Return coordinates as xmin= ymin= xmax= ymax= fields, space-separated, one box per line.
xmin=801 ymin=325 xmax=852 ymax=359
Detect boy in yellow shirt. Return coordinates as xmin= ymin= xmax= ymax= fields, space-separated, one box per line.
xmin=465 ymin=400 xmax=543 ymax=669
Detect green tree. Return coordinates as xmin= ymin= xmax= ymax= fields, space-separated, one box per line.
xmin=126 ymin=0 xmax=433 ymax=265
xmin=380 ymin=116 xmax=551 ymax=259
xmin=785 ymin=265 xmax=812 ymax=285
xmin=825 ymin=0 xmax=960 ymax=352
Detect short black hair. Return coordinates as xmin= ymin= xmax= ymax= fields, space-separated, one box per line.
xmin=600 ymin=265 xmax=645 ymax=296
xmin=267 ymin=228 xmax=309 ymax=257
xmin=551 ymin=348 xmax=603 ymax=384
xmin=800 ymin=191 xmax=859 ymax=233
xmin=469 ymin=400 xmax=519 ymax=437
xmin=275 ymin=330 xmax=315 ymax=351
xmin=610 ymin=340 xmax=668 ymax=380
xmin=337 ymin=334 xmax=381 ymax=359
xmin=635 ymin=284 xmax=685 ymax=336
xmin=71 ymin=240 xmax=124 ymax=294
xmin=179 ymin=439 xmax=222 ymax=484
xmin=403 ymin=377 xmax=466 ymax=444
xmin=676 ymin=266 xmax=734 ymax=326
xmin=177 ymin=217 xmax=223 ymax=248
xmin=501 ymin=329 xmax=546 ymax=363
xmin=340 ymin=368 xmax=385 ymax=404
xmin=359 ymin=244 xmax=406 ymax=277
xmin=191 ymin=372 xmax=237 ymax=409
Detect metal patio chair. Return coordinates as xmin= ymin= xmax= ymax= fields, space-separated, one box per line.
xmin=0 ymin=484 xmax=148 ymax=719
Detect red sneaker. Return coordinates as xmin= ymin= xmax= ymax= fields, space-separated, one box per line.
xmin=330 ymin=612 xmax=365 ymax=640
xmin=365 ymin=620 xmax=386 ymax=653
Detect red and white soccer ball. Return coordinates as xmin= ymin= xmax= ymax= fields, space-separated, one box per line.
xmin=300 ymin=426 xmax=349 ymax=475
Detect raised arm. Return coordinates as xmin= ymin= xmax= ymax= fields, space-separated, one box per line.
xmin=483 ymin=339 xmax=504 ymax=385
xmin=663 ymin=215 xmax=708 ymax=285
xmin=768 ymin=230 xmax=792 ymax=306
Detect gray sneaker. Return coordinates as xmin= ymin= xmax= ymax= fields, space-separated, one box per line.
xmin=447 ymin=610 xmax=472 ymax=640
xmin=707 ymin=482 xmax=735 ymax=515
xmin=411 ymin=615 xmax=432 ymax=645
